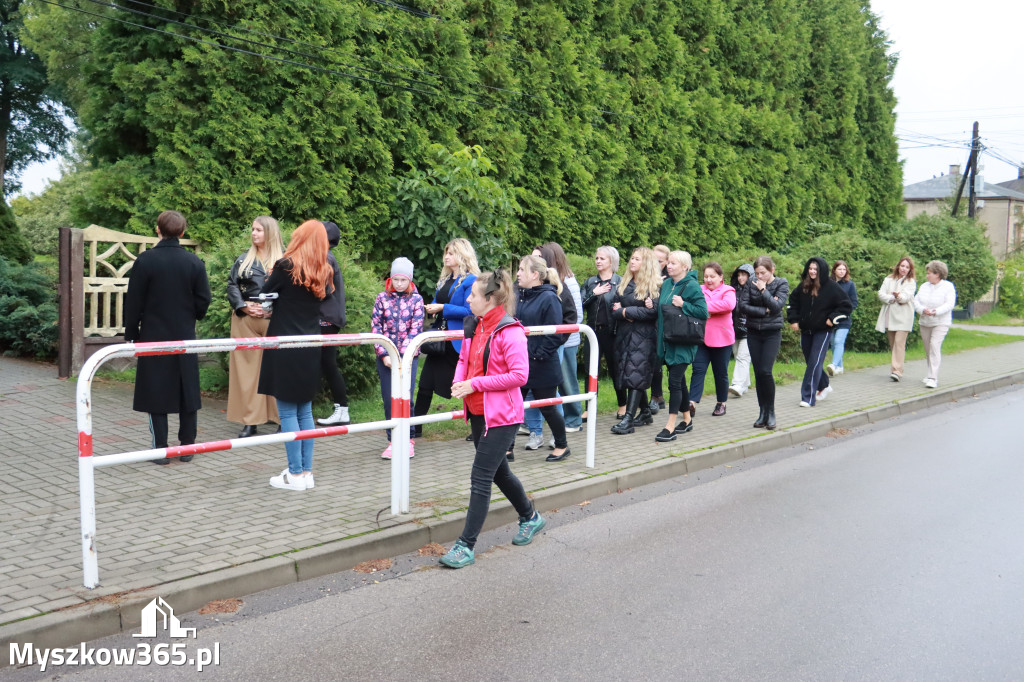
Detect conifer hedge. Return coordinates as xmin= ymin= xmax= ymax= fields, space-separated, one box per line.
xmin=25 ymin=0 xmax=901 ymax=259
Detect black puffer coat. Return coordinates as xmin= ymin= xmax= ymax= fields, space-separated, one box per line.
xmin=612 ymin=280 xmax=659 ymax=390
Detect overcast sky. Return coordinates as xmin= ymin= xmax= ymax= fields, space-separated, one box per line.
xmin=13 ymin=0 xmax=1024 ymax=197
xmin=870 ymin=0 xmax=1024 ymax=185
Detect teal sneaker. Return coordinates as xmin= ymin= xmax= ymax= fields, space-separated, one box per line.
xmin=512 ymin=512 xmax=546 ymax=546
xmin=439 ymin=540 xmax=475 ymax=568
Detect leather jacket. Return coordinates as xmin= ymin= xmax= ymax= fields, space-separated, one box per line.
xmin=226 ymin=255 xmax=269 ymax=316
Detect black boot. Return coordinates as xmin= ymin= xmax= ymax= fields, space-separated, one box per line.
xmin=753 ymin=407 xmax=768 ymax=429
xmin=648 ymin=397 xmax=660 ymax=416
xmin=611 ymin=391 xmax=641 ymax=435
xmin=238 ymin=424 xmax=258 ymax=438
xmin=765 ymin=407 xmax=777 ymax=430
xmin=635 ymin=392 xmax=654 ymax=426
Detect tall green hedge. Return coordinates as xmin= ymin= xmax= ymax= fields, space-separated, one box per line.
xmin=24 ymin=0 xmax=902 ymax=260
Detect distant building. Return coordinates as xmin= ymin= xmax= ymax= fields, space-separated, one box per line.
xmin=903 ymin=165 xmax=1024 ymax=260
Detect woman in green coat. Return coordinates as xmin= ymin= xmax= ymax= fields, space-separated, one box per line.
xmin=655 ymin=251 xmax=709 ymax=442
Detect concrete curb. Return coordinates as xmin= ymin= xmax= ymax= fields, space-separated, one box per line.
xmin=4 ymin=369 xmax=1022 ymax=664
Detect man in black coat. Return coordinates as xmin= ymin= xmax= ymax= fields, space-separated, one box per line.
xmin=123 ymin=210 xmax=212 ymax=464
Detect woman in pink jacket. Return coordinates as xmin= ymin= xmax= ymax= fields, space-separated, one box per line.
xmin=439 ymin=269 xmax=546 ymax=569
xmin=688 ymin=262 xmax=737 ymax=417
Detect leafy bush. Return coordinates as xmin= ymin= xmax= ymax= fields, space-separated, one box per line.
xmin=998 ymin=254 xmax=1024 ymax=319
xmin=889 ymin=214 xmax=997 ymax=304
xmin=389 ymin=144 xmax=523 ymax=276
xmin=0 ymin=256 xmax=58 ymax=357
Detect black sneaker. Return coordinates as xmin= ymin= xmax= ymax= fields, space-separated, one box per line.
xmin=655 ymin=428 xmax=676 ymax=442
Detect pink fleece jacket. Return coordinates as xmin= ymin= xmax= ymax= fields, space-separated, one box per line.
xmin=701 ymin=283 xmax=737 ymax=348
xmin=453 ymin=319 xmax=529 ymax=430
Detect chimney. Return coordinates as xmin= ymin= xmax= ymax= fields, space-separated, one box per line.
xmin=949 ymin=164 xmax=961 ymax=176
xmin=1018 ymin=166 xmax=1023 ymax=180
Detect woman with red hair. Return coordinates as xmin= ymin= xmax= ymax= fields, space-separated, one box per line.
xmin=259 ymin=220 xmax=334 ymax=491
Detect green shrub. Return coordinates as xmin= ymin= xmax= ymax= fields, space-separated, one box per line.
xmin=0 ymin=256 xmax=58 ymax=357
xmin=998 ymin=254 xmax=1024 ymax=319
xmin=890 ymin=214 xmax=997 ymax=304
xmin=0 ymin=202 xmax=33 ymax=265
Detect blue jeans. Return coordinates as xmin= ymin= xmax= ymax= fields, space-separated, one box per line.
xmin=559 ymin=345 xmax=582 ymax=428
xmin=377 ymin=356 xmax=418 ymax=441
xmin=526 ymin=346 xmax=564 ymax=434
xmin=277 ymin=399 xmax=314 ymax=474
xmin=830 ymin=327 xmax=850 ymax=369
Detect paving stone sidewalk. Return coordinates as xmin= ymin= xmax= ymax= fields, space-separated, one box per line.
xmin=2 ymin=336 xmax=1024 ymax=626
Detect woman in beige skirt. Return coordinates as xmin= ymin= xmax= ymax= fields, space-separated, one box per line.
xmin=226 ymin=216 xmax=285 ymax=437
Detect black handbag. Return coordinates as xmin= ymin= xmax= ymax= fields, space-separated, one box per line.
xmin=662 ymin=304 xmax=705 ymax=345
xmin=420 ymin=317 xmax=449 ymax=357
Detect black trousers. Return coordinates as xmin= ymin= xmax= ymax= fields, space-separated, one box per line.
xmin=688 ymin=344 xmax=732 ymax=404
xmin=459 ymin=413 xmax=534 ymax=550
xmin=591 ymin=326 xmax=627 ymax=405
xmin=800 ymin=330 xmax=832 ymax=404
xmin=148 ymin=411 xmax=197 ymax=448
xmin=747 ymin=329 xmax=781 ymax=409
xmin=666 ymin=362 xmax=690 ymax=415
xmin=414 ymin=350 xmax=458 ymax=416
xmin=320 ymin=324 xmax=348 ymax=406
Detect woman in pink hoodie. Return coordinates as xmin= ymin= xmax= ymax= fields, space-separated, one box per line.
xmin=439 ymin=269 xmax=546 ymax=569
xmin=688 ymin=262 xmax=737 ymax=417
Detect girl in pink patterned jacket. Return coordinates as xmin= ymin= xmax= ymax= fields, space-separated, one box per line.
xmin=371 ymin=257 xmax=425 ymax=459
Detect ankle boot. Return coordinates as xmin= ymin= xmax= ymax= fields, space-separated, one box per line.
xmin=765 ymin=407 xmax=777 ymax=430
xmin=753 ymin=407 xmax=768 ymax=429
xmin=635 ymin=393 xmax=654 ymax=426
xmin=611 ymin=391 xmax=641 ymax=435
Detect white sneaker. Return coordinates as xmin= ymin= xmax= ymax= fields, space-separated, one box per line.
xmin=270 ymin=469 xmax=308 ymax=491
xmin=816 ymin=385 xmax=833 ymax=401
xmin=728 ymin=386 xmax=744 ymax=397
xmin=317 ymin=404 xmax=350 ymax=426
xmin=564 ymin=425 xmax=582 ymax=433
xmin=799 ymin=401 xmax=811 ymax=408
xmin=924 ymin=378 xmax=937 ymax=389
xmin=524 ymin=433 xmax=544 ymax=450
xmin=832 ymin=366 xmax=844 ymax=375
xmin=826 ymin=363 xmax=836 ymax=377
xmin=517 ymin=425 xmax=530 ymax=436
xmin=890 ymin=372 xmax=901 ymax=382
xmin=548 ymin=437 xmax=556 ymax=450
xmin=307 ymin=473 xmax=315 ymax=490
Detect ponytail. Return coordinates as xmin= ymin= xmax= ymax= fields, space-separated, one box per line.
xmin=475 ymin=268 xmax=516 ymax=315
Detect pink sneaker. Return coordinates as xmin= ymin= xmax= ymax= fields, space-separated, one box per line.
xmin=409 ymin=440 xmax=415 ymax=458
xmin=381 ymin=443 xmax=393 ymax=459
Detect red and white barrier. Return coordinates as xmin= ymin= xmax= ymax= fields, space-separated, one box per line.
xmin=394 ymin=324 xmax=600 ymax=511
xmin=75 ymin=333 xmax=403 ymax=589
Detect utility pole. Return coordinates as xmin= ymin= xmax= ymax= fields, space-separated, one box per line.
xmin=951 ymin=121 xmax=981 ymax=217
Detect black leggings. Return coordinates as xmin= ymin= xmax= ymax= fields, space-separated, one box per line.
xmin=746 ymin=329 xmax=781 ymax=409
xmin=666 ymin=362 xmax=690 ymax=415
xmin=512 ymin=385 xmax=567 ymax=449
xmin=320 ymin=324 xmax=348 ymax=406
xmin=593 ymin=326 xmax=627 ymax=406
xmin=459 ymin=413 xmax=534 ymax=550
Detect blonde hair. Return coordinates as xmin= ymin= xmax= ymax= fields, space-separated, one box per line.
xmin=520 ymin=255 xmax=563 ymax=295
xmin=239 ymin=216 xmax=284 ymax=277
xmin=618 ymin=247 xmax=661 ymax=299
xmin=668 ymin=250 xmax=691 ymax=273
xmin=653 ymin=244 xmax=671 ymax=258
xmin=474 ymin=269 xmax=516 ymax=315
xmin=596 ymin=245 xmax=619 ymax=272
xmin=437 ymin=237 xmax=482 ymax=289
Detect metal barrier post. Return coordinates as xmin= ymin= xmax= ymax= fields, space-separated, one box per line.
xmin=76 ymin=333 xmax=400 ymax=589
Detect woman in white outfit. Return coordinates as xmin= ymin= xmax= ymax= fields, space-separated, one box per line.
xmin=914 ymin=260 xmax=957 ymax=389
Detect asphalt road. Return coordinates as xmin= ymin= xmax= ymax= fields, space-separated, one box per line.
xmin=7 ymin=387 xmax=1024 ymax=681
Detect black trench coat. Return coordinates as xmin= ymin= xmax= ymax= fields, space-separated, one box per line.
xmin=257 ymin=259 xmax=326 ymax=404
xmin=123 ymin=238 xmax=212 ymax=414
